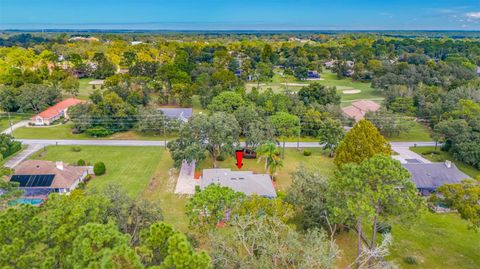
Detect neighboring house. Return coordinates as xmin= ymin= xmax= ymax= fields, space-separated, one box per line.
xmin=342 ymin=100 xmax=381 ymax=121
xmin=31 ymin=98 xmax=83 ymax=126
xmin=10 ymin=160 xmax=91 ymax=197
xmin=324 ymin=60 xmax=336 ymax=68
xmin=69 ymin=36 xmax=99 ymax=42
xmin=158 ymin=108 xmax=193 ymax=123
xmin=307 ymin=70 xmax=321 ymax=80
xmin=201 ymin=169 xmax=277 ymax=198
xmin=402 ymin=161 xmax=470 ymax=195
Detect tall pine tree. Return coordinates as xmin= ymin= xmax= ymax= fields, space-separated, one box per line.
xmin=334 ymin=119 xmax=391 ymax=166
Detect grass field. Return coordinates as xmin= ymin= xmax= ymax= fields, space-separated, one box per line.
xmin=388 ymin=121 xmax=432 ymax=142
xmin=77 ymin=78 xmax=96 ymax=100
xmin=12 ymin=122 xmax=177 ymax=141
xmin=336 ymin=213 xmax=480 ymax=268
xmin=0 ymin=114 xmax=28 ymax=132
xmin=410 ymin=146 xmax=480 ymax=179
xmin=30 ymin=145 xmax=165 ymax=197
xmin=245 ymin=70 xmax=383 ymax=107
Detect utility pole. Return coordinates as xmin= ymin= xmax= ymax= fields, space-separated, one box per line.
xmin=163 ymin=118 xmax=167 ymax=149
xmin=7 ymin=111 xmax=14 ymax=137
xmin=297 ymin=128 xmax=300 ymax=150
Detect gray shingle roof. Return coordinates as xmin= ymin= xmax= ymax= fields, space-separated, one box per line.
xmin=402 ymin=162 xmax=470 ymax=190
xmin=201 ymin=169 xmax=277 ymax=197
xmin=158 ymin=108 xmax=193 ymax=122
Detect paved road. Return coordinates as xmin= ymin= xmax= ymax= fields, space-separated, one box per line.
xmin=17 ymin=139 xmax=437 ymax=148
xmin=1 ymin=120 xmax=29 ymax=135
xmin=2 ymin=139 xmax=436 ymax=169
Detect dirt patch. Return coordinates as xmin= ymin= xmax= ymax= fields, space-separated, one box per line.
xmin=343 ymin=89 xmax=361 ymax=94
xmin=166 ymin=168 xmax=178 ymax=192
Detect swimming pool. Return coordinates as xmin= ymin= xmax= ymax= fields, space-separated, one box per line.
xmin=9 ymin=198 xmax=45 ymax=206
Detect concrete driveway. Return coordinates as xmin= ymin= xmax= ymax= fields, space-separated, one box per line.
xmin=392 ymin=146 xmax=432 ymax=164
xmin=4 ymin=144 xmax=44 ymax=168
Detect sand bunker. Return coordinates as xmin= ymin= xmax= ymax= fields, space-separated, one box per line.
xmin=280 ymin=83 xmax=310 ymax=86
xmin=343 ymin=89 xmax=361 ymax=94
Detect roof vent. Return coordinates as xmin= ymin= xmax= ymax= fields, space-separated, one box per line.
xmin=445 ymin=160 xmax=452 ymax=168
xmin=56 ymin=161 xmax=64 ymax=171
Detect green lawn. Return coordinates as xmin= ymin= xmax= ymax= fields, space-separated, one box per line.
xmin=388 ymin=121 xmax=432 ymax=142
xmin=410 ymin=146 xmax=480 ymax=179
xmin=12 ymin=122 xmax=177 ymax=141
xmin=196 ymin=147 xmax=336 ymax=192
xmin=0 ymin=114 xmax=27 ymax=132
xmin=245 ymin=70 xmax=384 ymax=107
xmin=77 ymin=78 xmax=96 ymax=100
xmin=30 ymin=145 xmax=165 ymax=197
xmin=336 ymin=213 xmax=480 ymax=269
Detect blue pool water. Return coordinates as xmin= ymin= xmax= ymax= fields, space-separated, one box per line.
xmin=9 ymin=198 xmax=45 ymax=206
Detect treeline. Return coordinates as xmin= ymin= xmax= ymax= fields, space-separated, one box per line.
xmin=1 ymin=33 xmax=479 ymax=167
xmin=0 ymin=185 xmax=211 ymax=268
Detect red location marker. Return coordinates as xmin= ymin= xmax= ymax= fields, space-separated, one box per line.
xmin=235 ymin=150 xmax=244 ymax=169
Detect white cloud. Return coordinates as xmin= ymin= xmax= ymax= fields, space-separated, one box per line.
xmin=466 ymin=12 xmax=480 ymax=19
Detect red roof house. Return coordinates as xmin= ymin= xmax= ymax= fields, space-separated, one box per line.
xmin=31 ymin=98 xmax=84 ymax=126
xmin=342 ymin=100 xmax=381 ymax=121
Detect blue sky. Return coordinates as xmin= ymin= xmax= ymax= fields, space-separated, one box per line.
xmin=1 ymin=0 xmax=479 ymax=30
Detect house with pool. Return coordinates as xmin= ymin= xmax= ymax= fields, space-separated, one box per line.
xmin=9 ymin=160 xmax=92 ymax=203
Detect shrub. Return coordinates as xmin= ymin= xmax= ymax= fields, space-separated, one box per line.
xmin=86 ymin=126 xmax=112 ymax=137
xmin=77 ymin=182 xmax=86 ymax=190
xmin=303 ymin=149 xmax=312 ymax=156
xmin=71 ymin=146 xmax=82 ymax=152
xmin=93 ymin=162 xmax=106 ymax=176
xmin=84 ymin=174 xmax=92 ymax=182
xmin=403 ymin=256 xmax=418 ymax=265
xmin=216 ymin=155 xmax=226 ymax=161
xmin=77 ymin=159 xmax=86 ymax=166
xmin=376 ymin=222 xmax=392 ymax=234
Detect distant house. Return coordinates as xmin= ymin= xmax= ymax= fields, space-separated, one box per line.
xmin=201 ymin=169 xmax=277 ymax=198
xmin=10 ymin=160 xmax=91 ymax=197
xmin=342 ymin=100 xmax=381 ymax=121
xmin=31 ymin=98 xmax=83 ymax=126
xmin=402 ymin=161 xmax=470 ymax=195
xmin=346 ymin=60 xmax=355 ymax=68
xmin=307 ymin=70 xmax=321 ymax=80
xmin=476 ymin=66 xmax=480 ymax=76
xmin=158 ymin=108 xmax=193 ymax=122
xmin=324 ymin=60 xmax=336 ymax=68
xmin=131 ymin=41 xmax=143 ymax=45
xmin=69 ymin=36 xmax=99 ymax=42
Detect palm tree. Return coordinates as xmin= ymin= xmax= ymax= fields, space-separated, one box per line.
xmin=256 ymin=142 xmax=283 ymax=180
